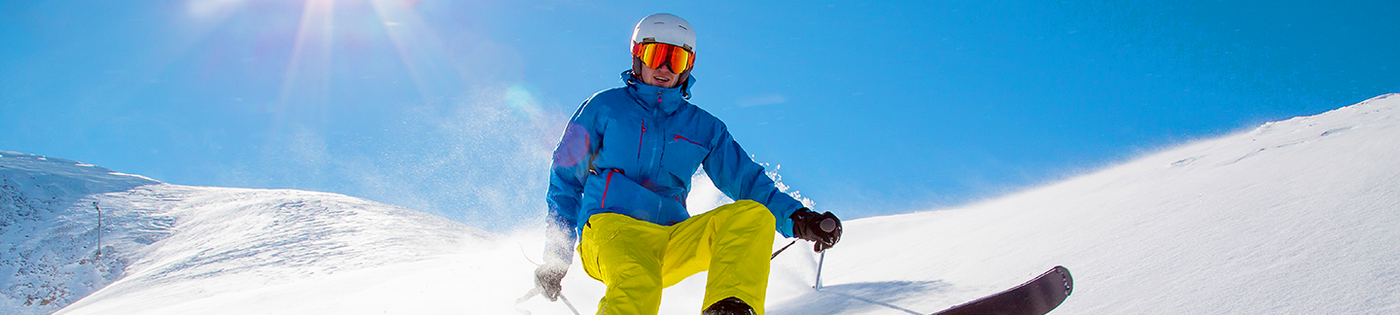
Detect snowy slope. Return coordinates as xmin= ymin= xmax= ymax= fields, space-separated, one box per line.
xmin=1 ymin=152 xmax=157 ymax=313
xmin=1 ymin=93 xmax=1396 ymax=315
xmin=767 ymin=93 xmax=1400 ymax=314
xmin=1 ymin=152 xmax=507 ymax=314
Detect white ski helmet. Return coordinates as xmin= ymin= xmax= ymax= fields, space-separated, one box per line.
xmin=631 ymin=13 xmax=695 ymax=52
xmin=630 ymin=13 xmax=696 ymax=86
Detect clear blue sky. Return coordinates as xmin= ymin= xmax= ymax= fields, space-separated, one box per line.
xmin=3 ymin=0 xmax=1396 ymax=232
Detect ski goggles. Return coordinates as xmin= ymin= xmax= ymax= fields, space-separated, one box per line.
xmin=632 ymin=42 xmax=694 ymax=74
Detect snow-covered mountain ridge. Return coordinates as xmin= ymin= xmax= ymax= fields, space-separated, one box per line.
xmin=1 ymin=151 xmax=496 ymax=314
xmin=2 ymin=93 xmax=1397 ymax=314
xmin=1 ymin=153 xmax=155 ymax=313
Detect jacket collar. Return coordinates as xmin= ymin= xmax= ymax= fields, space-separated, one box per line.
xmin=622 ymin=70 xmax=694 ymax=116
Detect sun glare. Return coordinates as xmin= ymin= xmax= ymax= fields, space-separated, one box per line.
xmin=187 ymin=0 xmax=245 ymax=19
xmin=368 ymin=0 xmax=463 ymax=100
xmin=182 ymin=0 xmax=494 ymax=123
xmin=275 ymin=0 xmax=336 ymax=126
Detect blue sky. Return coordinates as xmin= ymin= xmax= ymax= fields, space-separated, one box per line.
xmin=2 ymin=0 xmax=1396 ymax=232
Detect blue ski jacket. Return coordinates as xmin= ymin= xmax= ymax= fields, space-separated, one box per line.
xmin=546 ymin=71 xmax=805 ymax=248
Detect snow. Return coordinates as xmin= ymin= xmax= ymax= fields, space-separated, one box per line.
xmin=1 ymin=93 xmax=1397 ymax=314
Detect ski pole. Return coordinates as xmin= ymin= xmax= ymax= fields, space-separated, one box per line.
xmin=514 ymin=288 xmax=539 ymax=315
xmin=515 ymin=288 xmax=582 ymax=315
xmin=517 ymin=244 xmax=581 ymax=315
xmin=771 ymin=240 xmax=827 ymax=290
xmin=558 ymin=292 xmax=582 ymax=315
xmin=771 ymin=240 xmax=797 ymax=260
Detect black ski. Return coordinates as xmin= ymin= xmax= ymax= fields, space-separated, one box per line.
xmin=931 ymin=266 xmax=1073 ymax=315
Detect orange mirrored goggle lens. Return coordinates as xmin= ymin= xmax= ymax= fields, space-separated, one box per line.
xmin=632 ymin=42 xmax=694 ymax=74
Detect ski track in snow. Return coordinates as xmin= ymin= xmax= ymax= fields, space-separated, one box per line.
xmin=0 ymin=93 xmax=1397 ymax=314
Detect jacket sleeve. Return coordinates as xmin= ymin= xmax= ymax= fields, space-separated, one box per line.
xmin=544 ymin=101 xmax=600 ymax=265
xmin=701 ymin=122 xmax=806 ymax=237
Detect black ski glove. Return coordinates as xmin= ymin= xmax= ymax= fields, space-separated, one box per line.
xmin=791 ymin=208 xmax=842 ymax=252
xmin=534 ymin=263 xmax=567 ymax=301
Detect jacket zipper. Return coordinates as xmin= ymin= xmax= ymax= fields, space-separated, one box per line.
xmin=647 ymin=91 xmax=660 ymax=160
xmin=601 ymin=169 xmax=621 ymax=209
xmin=637 ymin=119 xmax=646 ymax=159
xmin=674 ymin=135 xmax=703 ymax=146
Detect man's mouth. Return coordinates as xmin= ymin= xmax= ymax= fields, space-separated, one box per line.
xmin=654 ymin=76 xmax=670 ymax=82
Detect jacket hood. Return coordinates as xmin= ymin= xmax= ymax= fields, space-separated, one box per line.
xmin=622 ymin=70 xmax=694 ymax=115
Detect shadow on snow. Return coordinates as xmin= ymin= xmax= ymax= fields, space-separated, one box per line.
xmin=768 ymin=280 xmax=949 ymax=315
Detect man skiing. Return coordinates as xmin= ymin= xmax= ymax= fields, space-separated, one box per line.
xmin=535 ymin=13 xmax=843 ymax=315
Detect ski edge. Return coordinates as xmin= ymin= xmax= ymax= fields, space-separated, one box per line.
xmin=930 ymin=265 xmax=1074 ymax=315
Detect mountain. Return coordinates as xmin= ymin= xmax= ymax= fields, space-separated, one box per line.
xmin=1 ymin=151 xmax=499 ymax=314
xmin=1 ymin=93 xmax=1396 ymax=314
xmin=2 ymin=153 xmax=155 ymax=313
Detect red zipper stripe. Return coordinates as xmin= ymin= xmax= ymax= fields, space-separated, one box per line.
xmin=601 ymin=169 xmax=621 ymax=209
xmin=637 ymin=119 xmax=647 ymax=159
xmin=674 ymin=135 xmax=703 ymax=146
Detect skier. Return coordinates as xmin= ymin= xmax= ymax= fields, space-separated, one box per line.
xmin=535 ymin=13 xmax=843 ymax=315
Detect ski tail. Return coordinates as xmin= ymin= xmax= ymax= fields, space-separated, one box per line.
xmin=931 ymin=266 xmax=1073 ymax=315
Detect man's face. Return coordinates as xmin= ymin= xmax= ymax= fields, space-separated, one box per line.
xmin=638 ymin=61 xmax=681 ymax=88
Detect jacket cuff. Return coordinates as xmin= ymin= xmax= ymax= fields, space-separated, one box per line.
xmin=775 ymin=206 xmax=807 ymax=238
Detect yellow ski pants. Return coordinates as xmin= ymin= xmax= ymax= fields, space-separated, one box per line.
xmin=579 ymin=200 xmax=776 ymax=315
